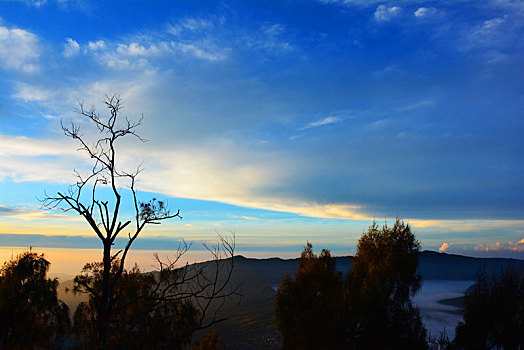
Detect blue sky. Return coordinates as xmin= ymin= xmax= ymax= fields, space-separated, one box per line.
xmin=1 ymin=0 xmax=524 ymax=265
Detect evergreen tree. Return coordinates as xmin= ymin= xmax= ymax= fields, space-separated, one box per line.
xmin=348 ymin=219 xmax=427 ymax=349
xmin=275 ymin=243 xmax=346 ymax=349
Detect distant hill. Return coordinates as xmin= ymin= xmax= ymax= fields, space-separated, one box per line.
xmin=418 ymin=250 xmax=524 ymax=280
xmin=58 ymin=251 xmax=524 ymax=349
xmin=228 ymin=250 xmax=524 ymax=287
xmin=191 ymin=251 xmax=523 ymax=348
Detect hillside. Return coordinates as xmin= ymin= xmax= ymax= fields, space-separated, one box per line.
xmin=58 ymin=251 xmax=523 ymax=349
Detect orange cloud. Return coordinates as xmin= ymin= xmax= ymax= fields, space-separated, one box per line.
xmin=438 ymin=242 xmax=449 ymax=252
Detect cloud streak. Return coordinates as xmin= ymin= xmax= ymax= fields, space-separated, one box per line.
xmin=299 ymin=116 xmax=341 ymax=130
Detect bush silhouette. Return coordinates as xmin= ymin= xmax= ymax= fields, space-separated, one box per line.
xmin=0 ymin=251 xmax=69 ymax=348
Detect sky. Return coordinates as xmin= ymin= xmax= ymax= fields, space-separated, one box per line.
xmin=0 ymin=0 xmax=524 ymax=273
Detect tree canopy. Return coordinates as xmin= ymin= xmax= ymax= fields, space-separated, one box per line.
xmin=275 ymin=219 xmax=427 ymax=349
xmin=349 ymin=219 xmax=426 ymax=349
xmin=275 ymin=243 xmax=346 ymax=349
xmin=0 ymin=251 xmax=70 ymax=349
xmin=73 ymin=260 xmax=199 ymax=349
xmin=454 ymin=266 xmax=524 ymax=349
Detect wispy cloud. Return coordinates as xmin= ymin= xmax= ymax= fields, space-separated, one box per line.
xmin=410 ymin=219 xmax=524 ymax=232
xmin=0 ymin=205 xmax=72 ymax=221
xmin=466 ymin=16 xmax=507 ymax=49
xmin=172 ymin=42 xmax=227 ymax=61
xmin=396 ymin=99 xmax=435 ymax=111
xmin=167 ymin=17 xmax=215 ymax=36
xmin=299 ymin=116 xmax=341 ymax=130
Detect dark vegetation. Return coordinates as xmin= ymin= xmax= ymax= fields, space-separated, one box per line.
xmin=0 ymin=251 xmax=69 ymax=348
xmin=1 ymin=240 xmax=523 ymax=348
xmin=273 ymin=221 xmax=524 ymax=350
xmin=454 ymin=266 xmax=524 ymax=349
xmin=0 ymin=96 xmax=523 ymax=349
xmin=275 ymin=220 xmax=427 ymax=349
xmin=276 ymin=243 xmax=346 ymax=349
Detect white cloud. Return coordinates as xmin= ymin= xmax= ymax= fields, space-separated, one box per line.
xmin=172 ymin=42 xmax=227 ymax=61
xmin=63 ymin=38 xmax=80 ymax=57
xmin=116 ymin=42 xmax=163 ymax=56
xmin=12 ymin=82 xmax=52 ymax=102
xmin=0 ymin=25 xmax=40 ymax=73
xmin=0 ymin=134 xmax=77 ymax=158
xmin=28 ymin=0 xmax=47 ymax=7
xmin=374 ymin=5 xmax=401 ymax=22
xmin=300 ymin=116 xmax=341 ymax=130
xmin=88 ymin=40 xmax=106 ymax=50
xmin=89 ymin=38 xmax=226 ymax=69
xmin=414 ymin=7 xmax=437 ymax=18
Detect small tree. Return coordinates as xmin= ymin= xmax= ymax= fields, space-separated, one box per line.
xmin=349 ymin=219 xmax=427 ymax=349
xmin=42 ymin=95 xmax=236 ymax=348
xmin=275 ymin=243 xmax=346 ymax=350
xmin=0 ymin=251 xmax=70 ymax=348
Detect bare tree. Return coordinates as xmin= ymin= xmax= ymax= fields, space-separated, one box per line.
xmin=42 ymin=95 xmax=237 ymax=349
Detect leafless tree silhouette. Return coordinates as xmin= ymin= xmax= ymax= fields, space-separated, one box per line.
xmin=41 ymin=95 xmax=237 ymax=348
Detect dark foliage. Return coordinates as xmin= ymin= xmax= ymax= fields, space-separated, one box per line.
xmin=0 ymin=251 xmax=70 ymax=349
xmin=192 ymin=330 xmax=226 ymax=350
xmin=73 ymin=260 xmax=199 ymax=349
xmin=349 ymin=219 xmax=427 ymax=349
xmin=275 ymin=243 xmax=346 ymax=349
xmin=276 ymin=219 xmax=427 ymax=349
xmin=454 ymin=266 xmax=524 ymax=349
